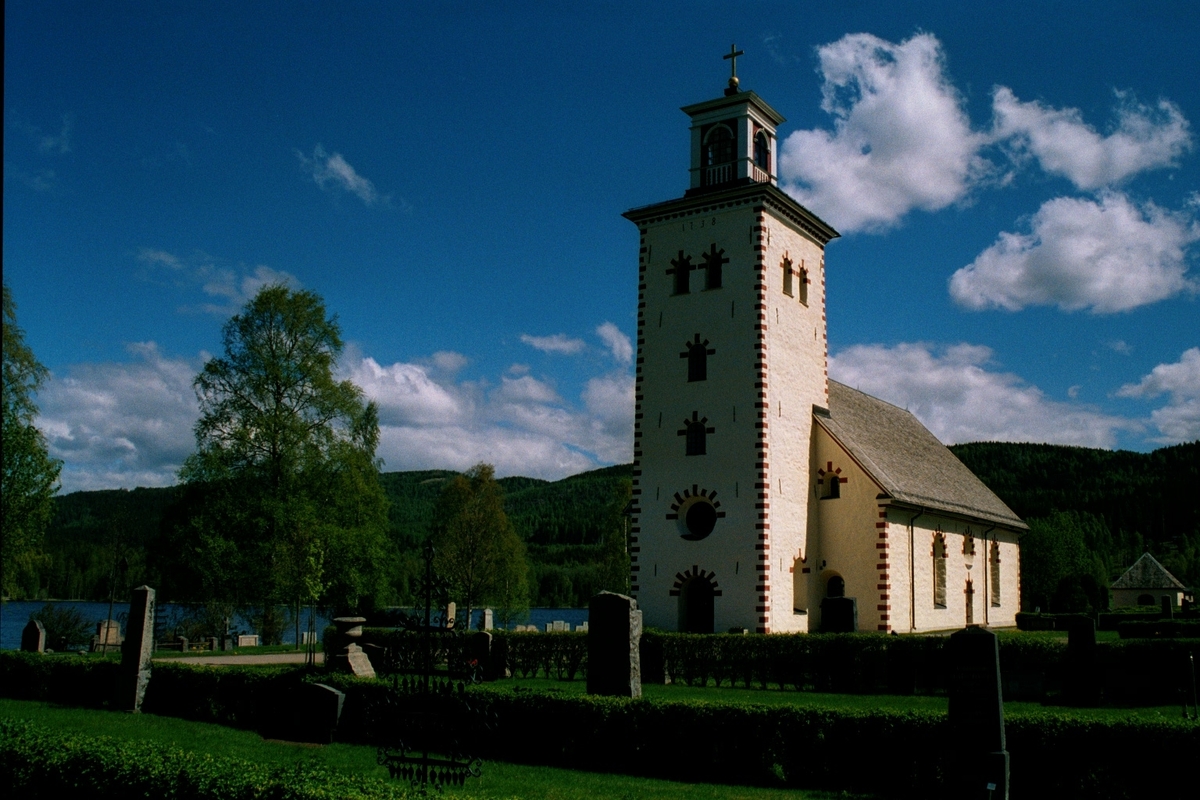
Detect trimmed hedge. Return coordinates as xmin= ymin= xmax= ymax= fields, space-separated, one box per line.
xmin=1118 ymin=619 xmax=1200 ymax=638
xmin=328 ymin=627 xmax=1198 ymax=704
xmin=2 ymin=653 xmax=1198 ymax=799
xmin=0 ymin=718 xmax=421 ymax=799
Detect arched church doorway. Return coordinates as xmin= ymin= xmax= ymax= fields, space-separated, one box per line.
xmin=678 ymin=576 xmax=716 ymax=633
xmin=826 ymin=575 xmax=845 ymax=598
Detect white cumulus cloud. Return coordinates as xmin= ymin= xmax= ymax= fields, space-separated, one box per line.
xmin=949 ymin=192 xmax=1199 ymax=313
xmin=830 ymin=342 xmax=1138 ymax=448
xmin=355 ymin=352 xmax=632 ymax=479
xmin=1116 ymin=348 xmax=1200 ymax=444
xmin=596 ymin=322 xmax=633 ymax=364
xmin=779 ymin=32 xmax=988 ymax=233
xmin=37 ymin=337 xmax=636 ymax=492
xmin=296 ymin=144 xmax=385 ymax=206
xmin=137 ymin=248 xmax=299 ymax=315
xmin=520 ymin=333 xmax=586 ymax=355
xmin=37 ymin=343 xmax=201 ymax=493
xmin=992 ymin=87 xmax=1192 ymax=190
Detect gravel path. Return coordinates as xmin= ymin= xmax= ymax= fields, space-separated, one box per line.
xmin=158 ymin=652 xmax=324 ymax=666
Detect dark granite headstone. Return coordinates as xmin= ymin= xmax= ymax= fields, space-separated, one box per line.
xmin=1063 ymin=615 xmax=1099 ymax=705
xmin=948 ymin=626 xmax=1008 ymax=799
xmin=819 ymin=596 xmax=858 ymax=633
xmin=289 ymin=682 xmax=345 ymax=744
xmin=119 ymin=585 xmax=156 ymax=712
xmin=21 ymin=619 xmax=46 ymax=653
xmin=1162 ymin=595 xmax=1174 ymax=619
xmin=587 ymin=591 xmax=642 ymax=697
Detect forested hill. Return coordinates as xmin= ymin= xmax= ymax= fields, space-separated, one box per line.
xmin=23 ymin=441 xmax=1199 ymax=606
xmin=27 ymin=464 xmax=635 ymax=605
xmin=377 ymin=464 xmax=632 ymax=550
xmin=949 ymin=440 xmax=1200 ymax=541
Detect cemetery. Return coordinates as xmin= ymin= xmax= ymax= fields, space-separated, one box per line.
xmin=3 ymin=584 xmax=1199 ymax=799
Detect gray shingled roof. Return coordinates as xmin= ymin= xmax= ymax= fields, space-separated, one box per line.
xmin=815 ymin=381 xmax=1027 ymax=530
xmin=1110 ymin=552 xmax=1187 ymax=590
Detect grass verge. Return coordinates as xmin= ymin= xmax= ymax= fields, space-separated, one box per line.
xmin=0 ymin=699 xmax=869 ymax=800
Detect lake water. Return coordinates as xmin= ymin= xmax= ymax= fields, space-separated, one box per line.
xmin=0 ymin=600 xmax=588 ymax=650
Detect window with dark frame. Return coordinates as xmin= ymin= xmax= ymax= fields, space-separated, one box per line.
xmin=933 ymin=534 xmax=947 ymax=608
xmin=754 ymin=131 xmax=770 ymax=171
xmin=678 ymin=411 xmax=714 ymax=456
xmin=705 ymin=125 xmax=734 ymax=166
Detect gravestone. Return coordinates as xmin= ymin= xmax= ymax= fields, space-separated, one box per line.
xmin=92 ymin=619 xmax=122 ymax=652
xmin=119 ymin=585 xmax=156 ymax=712
xmin=333 ymin=643 xmax=377 ymax=678
xmin=587 ymin=591 xmax=642 ymax=698
xmin=207 ymin=637 xmax=219 ymax=652
xmin=444 ymin=602 xmax=456 ymax=629
xmin=290 ymin=682 xmax=345 ymax=744
xmin=481 ymin=608 xmax=494 ymax=631
xmin=237 ymin=634 xmax=259 ymax=647
xmin=576 ymin=622 xmax=588 ymax=633
xmin=948 ymin=626 xmax=1008 ymax=799
xmin=1063 ymin=615 xmax=1099 ymax=705
xmin=1162 ymin=595 xmax=1174 ymax=619
xmin=21 ymin=619 xmax=46 ymax=653
xmin=819 ymin=596 xmax=858 ymax=632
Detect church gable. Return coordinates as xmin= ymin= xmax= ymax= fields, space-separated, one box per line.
xmin=1111 ymin=552 xmax=1186 ymax=590
xmin=817 ymin=381 xmax=1026 ymax=531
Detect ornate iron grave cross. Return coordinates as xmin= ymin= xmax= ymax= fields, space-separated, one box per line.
xmin=371 ymin=541 xmax=491 ymax=792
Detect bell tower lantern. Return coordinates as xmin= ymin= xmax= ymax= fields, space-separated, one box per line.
xmin=685 ymin=45 xmax=784 ymax=195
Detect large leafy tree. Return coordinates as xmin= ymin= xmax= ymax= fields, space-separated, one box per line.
xmin=167 ymin=284 xmax=390 ymax=621
xmin=432 ymin=463 xmax=528 ymax=628
xmin=2 ymin=284 xmax=62 ymax=598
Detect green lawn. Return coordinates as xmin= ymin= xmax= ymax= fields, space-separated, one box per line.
xmin=0 ymin=699 xmax=869 ymax=800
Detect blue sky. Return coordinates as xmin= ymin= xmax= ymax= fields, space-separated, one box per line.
xmin=5 ymin=1 xmax=1198 ymax=493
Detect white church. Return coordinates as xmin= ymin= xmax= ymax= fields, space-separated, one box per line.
xmin=625 ymin=54 xmax=1026 ymax=635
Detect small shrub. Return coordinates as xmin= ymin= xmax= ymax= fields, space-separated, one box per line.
xmin=29 ymin=603 xmax=92 ymax=651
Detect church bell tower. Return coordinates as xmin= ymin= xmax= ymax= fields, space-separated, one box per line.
xmin=624 ymin=49 xmax=839 ymax=633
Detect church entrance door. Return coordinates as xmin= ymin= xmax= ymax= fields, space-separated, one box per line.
xmin=679 ymin=577 xmax=715 ymax=633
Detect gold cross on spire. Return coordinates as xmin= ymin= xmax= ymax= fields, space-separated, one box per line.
xmin=723 ymin=44 xmax=744 ymax=94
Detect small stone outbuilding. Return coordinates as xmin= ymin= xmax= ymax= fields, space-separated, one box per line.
xmin=1110 ymin=552 xmax=1188 ymax=609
